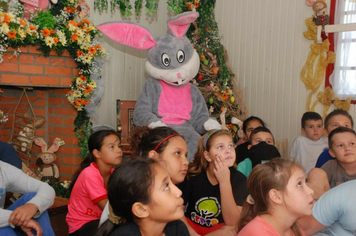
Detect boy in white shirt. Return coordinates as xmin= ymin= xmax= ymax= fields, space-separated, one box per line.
xmin=290 ymin=112 xmax=328 ymax=175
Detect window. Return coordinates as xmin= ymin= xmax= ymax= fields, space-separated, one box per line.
xmin=329 ymin=1 xmax=356 ymax=99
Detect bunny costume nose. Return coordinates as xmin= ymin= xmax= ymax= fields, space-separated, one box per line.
xmin=177 ymin=73 xmax=182 ymax=78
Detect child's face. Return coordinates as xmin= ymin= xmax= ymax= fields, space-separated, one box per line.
xmin=146 ymin=164 xmax=185 ymax=222
xmin=250 ymin=132 xmax=274 ymax=146
xmin=326 ymin=115 xmax=353 ymax=134
xmin=329 ymin=132 xmax=356 ymax=164
xmin=282 ymin=168 xmax=314 ymax=218
xmin=302 ymin=119 xmax=323 ymax=141
xmin=157 ymin=136 xmax=189 ymax=185
xmin=245 ymin=120 xmax=263 ymax=140
xmin=94 ymin=134 xmax=122 ymax=166
xmin=205 ymin=134 xmax=236 ymax=167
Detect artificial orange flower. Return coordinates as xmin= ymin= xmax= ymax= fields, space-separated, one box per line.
xmin=187 ymin=3 xmax=192 ymax=10
xmin=77 ymin=50 xmax=83 ymax=57
xmin=77 ymin=22 xmax=82 ymax=26
xmin=68 ymin=20 xmax=77 ymax=27
xmin=50 ymin=29 xmax=56 ymax=35
xmin=7 ymin=31 xmax=17 ymax=39
xmin=84 ymin=86 xmax=92 ymax=93
xmin=89 ymin=47 xmax=96 ymax=55
xmin=53 ymin=37 xmax=58 ymax=46
xmin=96 ymin=45 xmax=102 ymax=50
xmin=194 ymin=2 xmax=199 ymax=8
xmin=19 ymin=19 xmax=26 ymax=27
xmin=41 ymin=28 xmax=50 ymax=37
xmin=222 ymin=93 xmax=229 ymax=101
xmin=71 ymin=33 xmax=78 ymax=42
xmin=83 ymin=19 xmax=90 ymax=24
xmin=4 ymin=14 xmax=11 ymax=23
xmin=68 ymin=90 xmax=74 ymax=95
xmin=29 ymin=25 xmax=37 ymax=31
xmin=79 ymin=75 xmax=87 ymax=82
xmin=66 ymin=6 xmax=75 ymax=13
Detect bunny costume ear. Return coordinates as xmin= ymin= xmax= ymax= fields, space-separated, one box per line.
xmin=48 ymin=138 xmax=62 ymax=153
xmin=34 ymin=137 xmax=47 ymax=153
xmin=167 ymin=11 xmax=199 ymax=37
xmin=97 ymin=22 xmax=157 ymax=50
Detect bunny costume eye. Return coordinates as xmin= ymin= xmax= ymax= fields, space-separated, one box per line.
xmin=177 ymin=50 xmax=185 ymax=63
xmin=161 ymin=53 xmax=171 ymax=67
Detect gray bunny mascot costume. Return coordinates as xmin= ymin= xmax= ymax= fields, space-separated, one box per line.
xmin=98 ymin=12 xmax=221 ymax=161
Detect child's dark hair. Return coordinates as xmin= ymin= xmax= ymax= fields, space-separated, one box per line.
xmin=243 ymin=116 xmax=265 ymax=134
xmin=94 ymin=158 xmax=157 ymax=236
xmin=188 ymin=129 xmax=234 ymax=177
xmin=328 ymin=126 xmax=356 ymax=148
xmin=69 ymin=129 xmax=120 ymax=194
xmin=237 ymin=159 xmax=303 ymax=236
xmin=128 ymin=126 xmax=181 ymax=157
xmin=324 ymin=109 xmax=354 ymax=129
xmin=248 ymin=126 xmax=275 ymax=144
xmin=301 ymin=112 xmax=322 ymax=128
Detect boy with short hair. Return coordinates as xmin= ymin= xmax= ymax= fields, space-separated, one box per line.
xmin=290 ymin=111 xmax=328 ymax=175
xmin=315 ymin=109 xmax=353 ymax=168
xmin=237 ymin=127 xmax=281 ymax=177
xmin=307 ymin=127 xmax=356 ymax=199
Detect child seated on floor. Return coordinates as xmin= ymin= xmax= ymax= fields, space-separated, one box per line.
xmin=0 ymin=160 xmax=55 ymax=236
xmin=178 ymin=129 xmax=248 ymax=236
xmin=237 ymin=159 xmax=314 ymax=236
xmin=308 ymin=127 xmax=356 ymax=200
xmin=95 ymin=158 xmax=189 ymax=236
xmin=66 ymin=129 xmax=122 ymax=236
xmin=235 ymin=116 xmax=266 ymax=165
xmin=237 ymin=127 xmax=281 ymax=178
xmin=315 ymin=109 xmax=353 ymax=168
xmin=290 ymin=111 xmax=328 ymax=176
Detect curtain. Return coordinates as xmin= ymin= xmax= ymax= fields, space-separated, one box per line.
xmin=330 ymin=0 xmax=356 ymax=99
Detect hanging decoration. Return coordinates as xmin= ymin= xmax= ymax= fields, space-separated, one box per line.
xmin=301 ymin=0 xmax=343 ymax=118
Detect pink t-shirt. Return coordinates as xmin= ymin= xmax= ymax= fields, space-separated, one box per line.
xmin=237 ymin=216 xmax=306 ymax=236
xmin=66 ymin=162 xmax=113 ymax=233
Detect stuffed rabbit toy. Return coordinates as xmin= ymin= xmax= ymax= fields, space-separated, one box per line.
xmin=98 ymin=12 xmax=221 ymax=161
xmin=34 ymin=137 xmax=62 ymax=184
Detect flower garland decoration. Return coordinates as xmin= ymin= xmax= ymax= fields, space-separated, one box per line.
xmin=0 ymin=0 xmax=105 ymax=158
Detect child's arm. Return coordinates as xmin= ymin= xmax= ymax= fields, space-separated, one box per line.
xmin=307 ymin=168 xmax=330 ymax=200
xmin=214 ymin=155 xmax=241 ymax=225
xmin=96 ymin=199 xmax=108 ymax=210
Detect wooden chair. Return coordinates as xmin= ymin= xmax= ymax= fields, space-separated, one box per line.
xmin=116 ymin=100 xmax=136 ymax=156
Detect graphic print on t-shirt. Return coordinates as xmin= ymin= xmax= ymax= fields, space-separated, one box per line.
xmin=191 ymin=197 xmax=220 ymax=227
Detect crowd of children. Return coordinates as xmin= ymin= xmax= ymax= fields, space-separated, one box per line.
xmin=2 ymin=108 xmax=355 ymax=236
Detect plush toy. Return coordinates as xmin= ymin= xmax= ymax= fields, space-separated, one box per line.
xmin=15 ymin=113 xmax=45 ymax=153
xmin=98 ymin=12 xmax=221 ymax=161
xmin=34 ymin=137 xmax=63 ymax=184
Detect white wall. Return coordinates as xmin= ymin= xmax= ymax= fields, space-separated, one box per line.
xmin=88 ymin=0 xmax=356 ymax=154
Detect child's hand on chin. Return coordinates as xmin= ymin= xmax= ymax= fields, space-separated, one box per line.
xmin=214 ymin=154 xmax=230 ymax=184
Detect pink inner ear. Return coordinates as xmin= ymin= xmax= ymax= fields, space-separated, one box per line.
xmin=98 ymin=23 xmax=156 ymax=50
xmin=168 ymin=14 xmax=199 ymax=37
